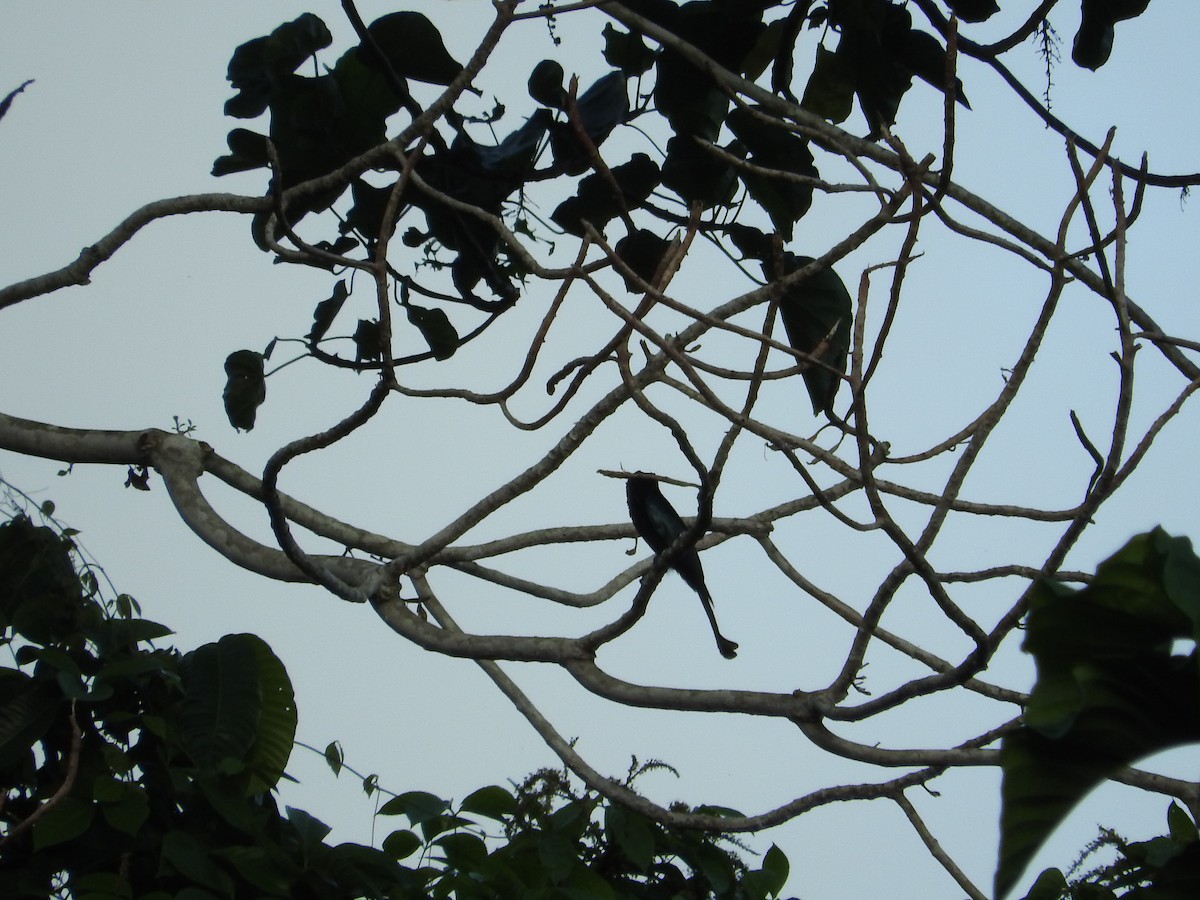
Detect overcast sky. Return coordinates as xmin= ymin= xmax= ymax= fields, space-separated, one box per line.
xmin=3 ymin=3 xmax=1200 ymax=897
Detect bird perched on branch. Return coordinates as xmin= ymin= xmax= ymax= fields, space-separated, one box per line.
xmin=625 ymin=474 xmax=738 ymax=659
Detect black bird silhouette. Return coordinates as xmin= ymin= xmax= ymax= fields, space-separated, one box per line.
xmin=625 ymin=475 xmax=738 ymax=659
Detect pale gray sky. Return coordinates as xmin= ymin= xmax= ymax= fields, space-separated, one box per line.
xmin=3 ymin=3 xmax=1199 ymax=897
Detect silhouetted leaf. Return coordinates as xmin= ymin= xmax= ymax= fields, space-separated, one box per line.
xmin=309 ymin=279 xmax=349 ymax=343
xmin=615 ymin=228 xmax=672 ymax=291
xmin=728 ymin=107 xmax=818 ymax=240
xmin=1073 ymin=0 xmax=1152 ymax=71
xmin=354 ymin=319 xmax=384 ymax=365
xmin=602 ymin=24 xmax=655 ymax=76
xmin=460 ymin=785 xmax=517 ymax=821
xmin=801 ymin=45 xmax=856 ymax=123
xmin=176 ymin=634 xmax=263 ymax=772
xmin=0 ymin=79 xmax=34 ymax=125
xmin=995 ymin=529 xmax=1200 ymax=899
xmin=898 ymin=30 xmax=970 ymax=108
xmin=225 ymin=14 xmax=332 ymax=119
xmin=660 ymin=135 xmax=739 ymax=209
xmin=212 ymin=128 xmax=271 ymax=177
xmin=366 ymin=11 xmax=462 ymax=85
xmin=551 ymin=153 xmax=660 ymax=236
xmin=223 ymin=350 xmax=266 ymax=431
xmin=549 ymin=71 xmax=628 ymax=173
xmin=768 ymin=254 xmax=852 ymax=415
xmin=946 ymin=0 xmax=1000 ymax=23
xmin=528 ymin=59 xmax=567 ymax=109
xmin=406 ymin=304 xmax=459 ymax=360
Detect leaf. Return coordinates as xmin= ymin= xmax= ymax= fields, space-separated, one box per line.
xmin=222 ymin=350 xmax=266 ymax=432
xmin=241 ymin=633 xmax=297 ymax=795
xmin=801 ymin=45 xmax=856 ymax=124
xmin=602 ymin=24 xmax=655 ymax=76
xmin=727 ymin=107 xmax=818 ymax=239
xmin=435 ymin=832 xmax=488 ymax=871
xmin=549 ymin=71 xmax=628 ymax=174
xmin=550 ymin=153 xmax=660 ymax=236
xmin=382 ymin=828 xmax=422 ymax=860
xmin=759 ymin=843 xmax=791 ymax=896
xmin=898 ymin=30 xmax=970 ymax=108
xmin=1072 ymin=0 xmax=1151 ymax=71
xmin=162 ymin=829 xmax=233 ymax=894
xmin=0 ymin=673 xmax=61 ymax=768
xmin=309 ymin=280 xmax=349 ymax=343
xmin=32 ymin=796 xmax=95 ymax=850
xmin=224 ymin=14 xmax=332 ymax=119
xmin=366 ymin=11 xmax=462 ymax=85
xmin=406 ymin=304 xmax=459 ymax=360
xmin=528 ymin=59 xmax=567 ymax=109
xmin=660 ymin=135 xmax=739 ymax=209
xmin=354 ymin=318 xmax=384 ymax=365
xmin=378 ymin=790 xmax=450 ymax=824
xmin=994 ymin=530 xmax=1200 ymax=899
xmin=614 ymin=229 xmax=672 ymax=292
xmin=605 ymin=804 xmax=656 ymax=870
xmin=459 ymin=785 xmax=517 ymax=821
xmin=945 ymin=0 xmax=1000 ymax=23
xmin=0 ymin=79 xmax=34 ymax=124
xmin=176 ymin=634 xmax=264 ymax=773
xmin=324 ymin=740 xmax=344 ymax=776
xmin=768 ymin=253 xmax=852 ymax=415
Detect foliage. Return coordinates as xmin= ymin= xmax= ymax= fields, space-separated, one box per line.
xmin=0 ymin=501 xmax=789 ymax=899
xmin=1020 ymin=803 xmax=1200 ymax=900
xmin=1000 ymin=530 xmax=1200 ymax=897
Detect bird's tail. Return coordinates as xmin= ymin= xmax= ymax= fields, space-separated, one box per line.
xmin=698 ymin=587 xmax=738 ymax=659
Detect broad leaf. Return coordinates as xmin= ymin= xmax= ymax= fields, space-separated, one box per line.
xmin=222 ymin=350 xmax=266 ymax=432
xmin=995 ymin=529 xmax=1200 ymax=899
xmin=768 ymin=254 xmax=853 ymax=415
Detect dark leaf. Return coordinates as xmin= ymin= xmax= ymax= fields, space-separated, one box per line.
xmin=382 ymin=828 xmax=422 ymax=860
xmin=660 ymin=135 xmax=739 ymax=209
xmin=615 ymin=228 xmax=672 ymax=291
xmin=354 ymin=318 xmax=384 ymax=365
xmin=366 ymin=11 xmax=463 ymax=85
xmin=550 ymin=71 xmax=628 ymax=173
xmin=898 ymin=30 xmax=970 ymax=108
xmin=551 ymin=153 xmax=660 ymax=236
xmin=176 ymin=633 xmax=263 ymax=773
xmin=528 ymin=59 xmax=567 ymax=109
xmin=768 ymin=253 xmax=853 ymax=415
xmin=0 ymin=674 xmax=60 ymax=768
xmin=406 ymin=304 xmax=459 ymax=360
xmin=324 ymin=740 xmax=344 ymax=776
xmin=728 ymin=107 xmax=818 ymax=240
xmin=241 ymin=633 xmax=297 ymax=795
xmin=0 ymin=79 xmax=34 ymax=124
xmin=801 ymin=45 xmax=856 ymax=123
xmin=224 ymin=14 xmax=332 ymax=119
xmin=309 ymin=280 xmax=349 ymax=343
xmin=223 ymin=350 xmax=266 ymax=432
xmin=1072 ymin=0 xmax=1151 ymax=70
xmin=460 ymin=785 xmax=517 ymax=821
xmin=32 ymin=797 xmax=95 ymax=850
xmin=995 ymin=529 xmax=1200 ymax=899
xmin=602 ymin=24 xmax=655 ymax=76
xmin=378 ymin=790 xmax=450 ymax=825
xmin=945 ymin=0 xmax=1000 ymax=22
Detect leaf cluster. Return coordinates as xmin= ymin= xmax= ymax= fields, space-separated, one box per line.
xmin=0 ymin=508 xmax=790 ymax=899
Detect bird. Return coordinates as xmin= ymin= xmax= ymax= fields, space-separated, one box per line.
xmin=625 ymin=475 xmax=738 ymax=659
